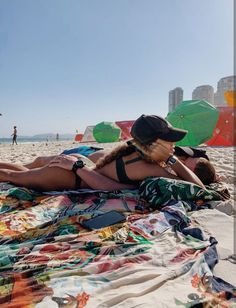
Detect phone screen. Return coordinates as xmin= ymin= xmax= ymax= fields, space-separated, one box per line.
xmin=82 ymin=210 xmax=126 ymax=230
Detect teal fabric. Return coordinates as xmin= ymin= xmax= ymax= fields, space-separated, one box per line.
xmin=61 ymin=145 xmax=103 ymax=156
xmin=7 ymin=187 xmax=35 ymax=201
xmin=139 ymin=177 xmax=223 ymax=209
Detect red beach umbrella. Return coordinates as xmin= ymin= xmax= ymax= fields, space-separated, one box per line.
xmin=206 ymin=107 xmax=236 ymax=146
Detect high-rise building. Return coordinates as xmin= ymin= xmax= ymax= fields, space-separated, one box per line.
xmin=214 ymin=76 xmax=235 ymax=106
xmin=192 ymin=85 xmax=214 ymax=105
xmin=168 ymin=87 xmax=183 ymax=112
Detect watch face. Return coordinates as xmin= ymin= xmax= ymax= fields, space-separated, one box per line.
xmin=169 ymin=157 xmax=177 ymax=164
xmin=167 ymin=155 xmax=177 ymax=165
xmin=75 ymin=160 xmax=85 ymax=168
xmin=72 ymin=160 xmax=85 ymax=173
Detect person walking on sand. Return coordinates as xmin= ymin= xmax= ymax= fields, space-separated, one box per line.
xmin=11 ymin=126 xmax=17 ymax=145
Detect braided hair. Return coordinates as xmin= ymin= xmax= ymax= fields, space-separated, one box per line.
xmin=95 ymin=140 xmax=155 ymax=169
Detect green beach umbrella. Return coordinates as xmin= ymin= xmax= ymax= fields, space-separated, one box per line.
xmin=166 ymin=100 xmax=219 ymax=146
xmin=93 ymin=121 xmax=121 ymax=143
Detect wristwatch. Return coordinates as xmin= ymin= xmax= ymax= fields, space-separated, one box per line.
xmin=166 ymin=155 xmax=177 ymax=166
xmin=72 ymin=160 xmax=86 ymax=174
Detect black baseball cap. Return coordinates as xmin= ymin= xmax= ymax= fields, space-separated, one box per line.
xmin=130 ymin=114 xmax=188 ymax=145
xmin=174 ymin=146 xmax=209 ymax=160
xmin=174 ymin=146 xmax=194 ymax=157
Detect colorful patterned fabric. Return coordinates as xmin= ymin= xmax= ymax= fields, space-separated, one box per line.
xmin=0 ymin=183 xmax=235 ymax=307
xmin=139 ymin=177 xmax=226 ymax=210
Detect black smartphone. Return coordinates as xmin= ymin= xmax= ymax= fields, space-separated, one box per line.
xmin=82 ymin=210 xmax=126 ymax=230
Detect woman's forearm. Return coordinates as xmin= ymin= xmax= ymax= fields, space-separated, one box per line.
xmin=170 ymin=158 xmax=205 ymax=188
xmin=47 ymin=155 xmax=134 ymax=190
xmin=76 ymin=166 xmax=135 ymax=191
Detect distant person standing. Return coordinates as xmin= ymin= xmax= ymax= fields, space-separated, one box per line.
xmin=56 ymin=133 xmax=59 ymax=141
xmin=11 ymin=126 xmax=17 ymax=145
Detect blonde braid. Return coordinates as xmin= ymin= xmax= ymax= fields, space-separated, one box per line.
xmin=95 ymin=140 xmax=155 ymax=169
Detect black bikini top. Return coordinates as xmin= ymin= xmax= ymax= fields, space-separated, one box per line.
xmin=116 ymin=155 xmax=142 ymax=185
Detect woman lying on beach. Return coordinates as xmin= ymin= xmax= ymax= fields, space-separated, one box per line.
xmin=0 ymin=144 xmax=215 ymax=185
xmin=0 ymin=115 xmax=216 ymax=191
xmin=23 ymin=144 xmax=210 ymax=169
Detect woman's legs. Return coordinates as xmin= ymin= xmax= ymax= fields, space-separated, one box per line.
xmin=24 ymin=153 xmax=98 ymax=169
xmin=14 ymin=151 xmax=105 ymax=170
xmin=23 ymin=155 xmax=57 ymax=169
xmin=0 ymin=162 xmax=29 ymax=171
xmin=0 ymin=166 xmax=80 ymax=191
xmin=0 ymin=156 xmax=57 ymax=171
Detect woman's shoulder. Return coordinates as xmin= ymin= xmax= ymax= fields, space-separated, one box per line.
xmin=132 ymin=159 xmax=178 ymax=179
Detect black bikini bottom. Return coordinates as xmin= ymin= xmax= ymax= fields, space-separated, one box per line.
xmin=75 ymin=174 xmax=82 ymax=189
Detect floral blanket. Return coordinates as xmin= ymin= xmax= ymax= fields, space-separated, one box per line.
xmin=0 ymin=183 xmax=235 ymax=307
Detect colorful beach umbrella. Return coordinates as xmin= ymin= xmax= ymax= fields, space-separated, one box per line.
xmin=93 ymin=121 xmax=121 ymax=143
xmin=224 ymin=91 xmax=236 ymax=107
xmin=206 ymin=107 xmax=236 ymax=146
xmin=166 ymin=100 xmax=219 ymax=146
xmin=74 ymin=133 xmax=83 ymax=142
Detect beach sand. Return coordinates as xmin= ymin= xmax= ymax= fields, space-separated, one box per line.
xmin=0 ymin=140 xmax=235 ymax=213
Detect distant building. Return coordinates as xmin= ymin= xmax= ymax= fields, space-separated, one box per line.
xmin=214 ymin=76 xmax=235 ymax=106
xmin=168 ymin=87 xmax=183 ymax=112
xmin=192 ymin=85 xmax=214 ymax=105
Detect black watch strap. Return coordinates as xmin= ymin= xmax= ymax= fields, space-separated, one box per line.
xmin=72 ymin=160 xmax=86 ymax=174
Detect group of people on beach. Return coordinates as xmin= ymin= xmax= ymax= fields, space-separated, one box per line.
xmin=0 ymin=114 xmax=216 ymax=192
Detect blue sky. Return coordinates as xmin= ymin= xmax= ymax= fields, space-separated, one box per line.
xmin=0 ymin=0 xmax=233 ymax=137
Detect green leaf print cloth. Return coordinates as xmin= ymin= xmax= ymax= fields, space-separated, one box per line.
xmin=139 ymin=177 xmax=224 ymax=209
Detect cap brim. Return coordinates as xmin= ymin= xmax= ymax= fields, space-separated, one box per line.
xmin=174 ymin=146 xmax=194 ymax=157
xmin=159 ymin=127 xmax=188 ymax=142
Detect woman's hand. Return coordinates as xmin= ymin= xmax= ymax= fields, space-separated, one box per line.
xmin=48 ymin=155 xmax=78 ymax=170
xmin=148 ymin=140 xmax=174 ymax=163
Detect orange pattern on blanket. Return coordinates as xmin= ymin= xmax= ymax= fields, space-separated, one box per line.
xmin=0 ymin=272 xmax=52 ymax=308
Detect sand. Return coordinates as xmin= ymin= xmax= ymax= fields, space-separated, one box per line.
xmin=0 ymin=140 xmax=235 ymax=213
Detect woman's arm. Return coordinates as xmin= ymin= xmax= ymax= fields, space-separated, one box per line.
xmin=145 ymin=141 xmax=205 ymax=188
xmin=140 ymin=158 xmax=204 ymax=188
xmin=77 ymin=166 xmax=136 ymax=190
xmin=166 ymin=156 xmax=205 ymax=188
xmin=48 ymin=154 xmax=135 ymax=191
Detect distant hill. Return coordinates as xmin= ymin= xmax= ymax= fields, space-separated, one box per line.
xmin=33 ymin=133 xmax=74 ymax=139
xmin=19 ymin=134 xmax=74 ymax=140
